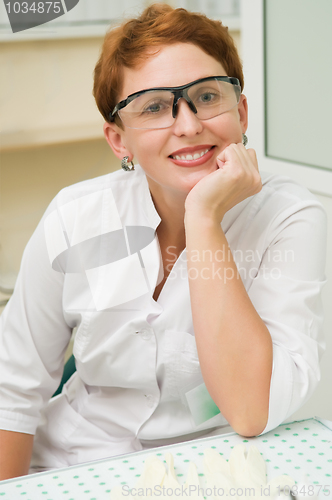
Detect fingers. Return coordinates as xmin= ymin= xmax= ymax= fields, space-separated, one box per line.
xmin=233 ymin=144 xmax=261 ymax=191
xmin=217 ymin=143 xmax=258 ymax=175
xmin=217 ymin=143 xmax=262 ymax=195
xmin=246 ymin=148 xmax=259 ymax=171
xmin=217 ymin=143 xmax=255 ymax=165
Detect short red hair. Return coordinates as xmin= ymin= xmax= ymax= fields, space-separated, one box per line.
xmin=93 ymin=3 xmax=244 ymax=125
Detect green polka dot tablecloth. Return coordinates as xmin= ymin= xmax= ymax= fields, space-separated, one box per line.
xmin=0 ymin=417 xmax=331 ymax=499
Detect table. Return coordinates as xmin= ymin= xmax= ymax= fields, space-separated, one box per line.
xmin=0 ymin=417 xmax=331 ymax=500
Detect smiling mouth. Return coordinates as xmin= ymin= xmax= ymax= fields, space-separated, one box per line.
xmin=169 ymin=146 xmax=214 ymax=161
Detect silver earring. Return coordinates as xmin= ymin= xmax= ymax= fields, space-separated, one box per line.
xmin=242 ymin=133 xmax=248 ymax=147
xmin=121 ymin=156 xmax=135 ymax=171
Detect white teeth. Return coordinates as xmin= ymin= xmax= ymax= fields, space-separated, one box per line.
xmin=172 ymin=148 xmax=210 ymax=161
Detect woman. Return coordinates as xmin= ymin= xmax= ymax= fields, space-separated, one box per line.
xmin=0 ymin=4 xmax=326 ymax=479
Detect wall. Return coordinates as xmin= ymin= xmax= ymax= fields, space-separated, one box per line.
xmin=0 ymin=29 xmax=240 ymax=291
xmin=0 ymin=37 xmax=118 ymax=292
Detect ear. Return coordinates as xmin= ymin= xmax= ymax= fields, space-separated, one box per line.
xmin=103 ymin=122 xmax=133 ymax=161
xmin=238 ymin=94 xmax=248 ymax=133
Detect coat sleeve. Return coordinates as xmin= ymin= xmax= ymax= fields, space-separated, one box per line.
xmin=0 ymin=198 xmax=72 ymax=435
xmin=247 ymin=199 xmax=327 ymax=435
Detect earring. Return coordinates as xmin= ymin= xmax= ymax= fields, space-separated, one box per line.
xmin=121 ymin=156 xmax=135 ymax=171
xmin=242 ymin=133 xmax=248 ymax=147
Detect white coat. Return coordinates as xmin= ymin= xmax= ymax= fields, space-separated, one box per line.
xmin=0 ymin=166 xmax=326 ymax=469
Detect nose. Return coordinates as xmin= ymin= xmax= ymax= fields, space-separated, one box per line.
xmin=172 ymin=98 xmax=203 ymax=136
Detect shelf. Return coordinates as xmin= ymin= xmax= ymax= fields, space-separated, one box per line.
xmin=0 ymin=123 xmax=105 ymax=152
xmin=0 ymin=16 xmax=240 ymax=43
xmin=0 ymin=22 xmax=112 ymax=43
xmin=0 ymin=272 xmax=16 ymax=294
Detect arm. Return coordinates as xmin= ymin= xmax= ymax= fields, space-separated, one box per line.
xmin=0 ymin=198 xmax=72 ymax=469
xmin=184 ymin=143 xmax=272 ymax=436
xmin=185 ymin=215 xmax=272 ymax=436
xmin=0 ymin=430 xmax=34 ymax=480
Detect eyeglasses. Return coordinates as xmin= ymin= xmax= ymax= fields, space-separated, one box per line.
xmin=109 ymin=76 xmax=241 ymax=130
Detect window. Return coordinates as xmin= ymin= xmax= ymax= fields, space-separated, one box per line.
xmin=241 ymin=0 xmax=332 ymax=196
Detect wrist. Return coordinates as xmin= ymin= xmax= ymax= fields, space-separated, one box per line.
xmin=184 ymin=206 xmax=225 ymax=227
xmin=184 ymin=210 xmax=223 ymax=234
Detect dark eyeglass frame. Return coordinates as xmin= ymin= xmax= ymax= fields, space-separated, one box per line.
xmin=109 ymin=76 xmax=241 ymax=122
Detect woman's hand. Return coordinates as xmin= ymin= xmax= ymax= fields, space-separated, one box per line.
xmin=185 ymin=143 xmax=262 ymax=223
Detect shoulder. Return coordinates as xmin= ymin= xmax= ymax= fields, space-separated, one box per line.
xmin=42 ymin=166 xmax=150 ymax=224
xmin=260 ymin=171 xmax=320 ymax=205
xmin=51 ymin=165 xmax=147 ymax=207
xmin=255 ymin=171 xmax=326 ymax=221
xmin=40 ymin=166 xmax=150 ymax=270
xmin=42 ymin=165 xmax=149 ymax=245
xmin=227 ymin=171 xmax=326 ymax=236
xmin=245 ymin=172 xmax=327 ymax=247
xmin=226 ymin=171 xmax=327 ymax=246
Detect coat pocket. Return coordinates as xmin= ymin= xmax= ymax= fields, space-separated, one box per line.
xmin=163 ymin=329 xmax=203 ymax=399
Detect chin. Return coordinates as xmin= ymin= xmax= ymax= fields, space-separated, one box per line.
xmin=177 ymin=169 xmax=215 ymax=193
xmin=187 ymin=162 xmax=218 ymax=180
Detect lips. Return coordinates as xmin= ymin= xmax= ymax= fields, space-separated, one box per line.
xmin=168 ymin=145 xmax=215 ymax=167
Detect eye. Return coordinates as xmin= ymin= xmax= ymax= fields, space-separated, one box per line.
xmin=142 ymin=100 xmax=169 ymax=114
xmin=198 ymin=91 xmax=219 ymax=104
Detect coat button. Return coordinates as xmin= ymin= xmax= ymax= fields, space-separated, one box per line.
xmin=144 ymin=394 xmax=155 ymax=408
xmin=135 ymin=329 xmax=152 ymax=340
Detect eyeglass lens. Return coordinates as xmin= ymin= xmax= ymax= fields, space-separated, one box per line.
xmin=118 ymin=79 xmax=241 ymax=130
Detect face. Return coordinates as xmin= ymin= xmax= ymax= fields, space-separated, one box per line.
xmin=104 ymin=43 xmax=248 ymax=200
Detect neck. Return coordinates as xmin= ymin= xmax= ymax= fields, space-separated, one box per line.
xmin=148 ymin=178 xmax=186 ymax=247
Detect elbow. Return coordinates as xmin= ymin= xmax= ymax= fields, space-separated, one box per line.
xmin=228 ymin=413 xmax=268 ymax=438
xmin=232 ymin=422 xmax=266 ymax=438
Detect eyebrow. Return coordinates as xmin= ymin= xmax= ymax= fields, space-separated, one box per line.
xmin=125 ymin=75 xmax=237 ymax=100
